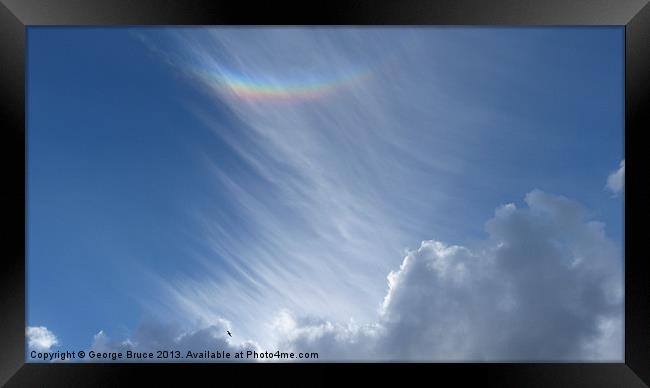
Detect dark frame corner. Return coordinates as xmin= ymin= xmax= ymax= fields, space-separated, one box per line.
xmin=1 ymin=0 xmax=648 ymax=386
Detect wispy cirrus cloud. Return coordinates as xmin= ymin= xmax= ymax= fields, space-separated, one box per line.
xmin=127 ymin=29 xmax=623 ymax=359
xmin=137 ymin=29 xmax=497 ymax=345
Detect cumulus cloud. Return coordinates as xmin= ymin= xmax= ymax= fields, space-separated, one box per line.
xmin=606 ymin=160 xmax=625 ymax=194
xmin=26 ymin=326 xmax=59 ymax=352
xmin=90 ymin=320 xmax=259 ymax=362
xmin=79 ymin=190 xmax=622 ymax=362
xmin=274 ymin=190 xmax=623 ymax=361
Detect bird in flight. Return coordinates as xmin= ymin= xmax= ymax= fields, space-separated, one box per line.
xmin=227 ymin=330 xmax=232 ymax=337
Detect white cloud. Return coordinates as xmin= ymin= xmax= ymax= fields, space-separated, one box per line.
xmin=140 ymin=28 xmax=520 ymax=346
xmin=606 ymin=159 xmax=625 ymax=194
xmin=90 ymin=320 xmax=260 ymax=362
xmin=82 ymin=189 xmax=622 ymax=361
xmin=26 ymin=326 xmax=59 ymax=352
xmin=128 ymin=30 xmax=623 ymax=361
xmin=274 ymin=190 xmax=623 ymax=361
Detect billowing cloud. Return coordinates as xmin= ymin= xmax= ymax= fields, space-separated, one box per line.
xmin=78 ymin=190 xmax=622 ymax=361
xmin=26 ymin=326 xmax=59 ymax=352
xmin=274 ymin=190 xmax=623 ymax=361
xmin=606 ymin=160 xmax=625 ymax=194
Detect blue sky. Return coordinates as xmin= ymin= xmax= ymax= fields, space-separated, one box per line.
xmin=27 ymin=27 xmax=624 ymax=360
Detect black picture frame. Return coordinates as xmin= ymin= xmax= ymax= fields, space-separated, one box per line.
xmin=1 ymin=0 xmax=648 ymax=386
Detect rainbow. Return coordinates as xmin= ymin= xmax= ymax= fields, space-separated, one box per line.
xmin=191 ymin=65 xmax=372 ymax=102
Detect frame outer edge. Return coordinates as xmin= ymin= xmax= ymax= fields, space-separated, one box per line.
xmin=625 ymin=1 xmax=650 ymax=385
xmin=0 ymin=0 xmax=648 ymax=25
xmin=0 ymin=1 xmax=26 ymax=386
xmin=0 ymin=0 xmax=648 ymax=386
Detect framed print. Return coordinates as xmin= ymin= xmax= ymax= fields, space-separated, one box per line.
xmin=1 ymin=0 xmax=649 ymax=386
